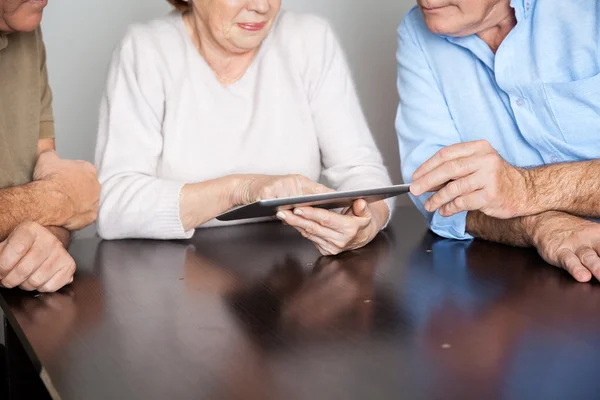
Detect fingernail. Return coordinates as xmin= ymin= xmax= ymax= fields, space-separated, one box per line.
xmin=424 ymin=201 xmax=431 ymax=211
xmin=294 ymin=209 xmax=303 ymax=216
xmin=577 ymin=271 xmax=590 ymax=282
xmin=276 ymin=211 xmax=286 ymax=220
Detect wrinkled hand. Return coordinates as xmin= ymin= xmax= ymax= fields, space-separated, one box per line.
xmin=0 ymin=222 xmax=76 ymax=292
xmin=277 ymin=199 xmax=388 ymax=256
xmin=235 ymin=174 xmax=334 ymax=205
xmin=530 ymin=212 xmax=600 ymax=283
xmin=34 ymin=150 xmax=100 ymax=230
xmin=410 ymin=140 xmax=531 ymax=219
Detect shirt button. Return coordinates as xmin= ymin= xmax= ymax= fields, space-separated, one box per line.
xmin=550 ymin=156 xmax=559 ymax=163
xmin=515 ymin=98 xmax=525 ymax=107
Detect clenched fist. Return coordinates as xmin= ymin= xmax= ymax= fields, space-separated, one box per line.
xmin=34 ymin=150 xmax=100 ymax=230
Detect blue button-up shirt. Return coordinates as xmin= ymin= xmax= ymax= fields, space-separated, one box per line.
xmin=395 ymin=0 xmax=600 ymax=240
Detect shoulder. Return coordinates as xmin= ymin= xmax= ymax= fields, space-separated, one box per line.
xmin=275 ymin=11 xmax=332 ymax=35
xmin=270 ymin=11 xmax=337 ymax=53
xmin=114 ymin=12 xmax=186 ymax=63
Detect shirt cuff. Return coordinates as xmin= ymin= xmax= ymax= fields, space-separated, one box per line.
xmin=430 ymin=210 xmax=474 ymax=241
xmin=154 ymin=181 xmax=195 ymax=240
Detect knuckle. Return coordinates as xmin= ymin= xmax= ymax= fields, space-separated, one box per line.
xmin=1 ymin=279 xmax=15 ymax=289
xmin=580 ymin=250 xmax=596 ymax=264
xmin=27 ymin=275 xmax=45 ymax=288
xmin=19 ymin=283 xmax=35 ymax=292
xmin=484 ymin=185 xmax=497 ymax=201
xmin=465 ymin=174 xmax=479 ymax=190
xmin=454 ymin=196 xmax=466 ymax=209
xmin=486 ymin=154 xmax=502 ymax=169
xmin=476 ymin=139 xmax=491 ymax=150
xmin=67 ymin=257 xmax=77 ymax=273
xmin=318 ymin=247 xmax=331 ymax=256
xmin=329 ymin=248 xmax=342 ymax=256
xmin=334 ymin=238 xmax=350 ymax=250
xmin=438 ymin=147 xmax=451 ymax=160
xmin=452 ymin=158 xmax=469 ymax=174
xmin=447 ymin=181 xmax=461 ymax=195
xmin=13 ymin=222 xmax=38 ymax=242
xmin=423 ymin=177 xmax=437 ymax=191
xmin=38 ymin=283 xmax=57 ymax=293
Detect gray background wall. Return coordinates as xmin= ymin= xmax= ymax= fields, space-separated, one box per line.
xmin=42 ymin=0 xmax=415 ymax=185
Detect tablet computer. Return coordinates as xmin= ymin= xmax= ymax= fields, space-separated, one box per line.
xmin=216 ymin=184 xmax=410 ymax=222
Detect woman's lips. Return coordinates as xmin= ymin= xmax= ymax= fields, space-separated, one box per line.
xmin=237 ymin=22 xmax=267 ymax=32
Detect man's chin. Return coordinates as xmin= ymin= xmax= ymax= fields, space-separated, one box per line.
xmin=2 ymin=15 xmax=43 ymax=33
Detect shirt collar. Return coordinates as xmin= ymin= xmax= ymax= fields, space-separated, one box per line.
xmin=0 ymin=32 xmax=7 ymax=51
xmin=511 ymin=0 xmax=535 ymax=21
xmin=441 ymin=0 xmax=534 ymax=70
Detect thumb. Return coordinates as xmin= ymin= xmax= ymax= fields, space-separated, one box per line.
xmin=352 ymin=199 xmax=371 ymax=218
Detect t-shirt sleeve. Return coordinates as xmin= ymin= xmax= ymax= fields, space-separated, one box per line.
xmin=38 ymin=28 xmax=55 ymax=140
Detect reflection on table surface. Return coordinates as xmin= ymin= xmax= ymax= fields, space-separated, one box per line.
xmin=1 ymin=208 xmax=600 ymax=400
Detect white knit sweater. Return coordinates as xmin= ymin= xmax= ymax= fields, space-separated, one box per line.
xmin=95 ymin=11 xmax=393 ymax=240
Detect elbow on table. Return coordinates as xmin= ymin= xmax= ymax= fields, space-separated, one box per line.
xmin=408 ymin=194 xmax=473 ymax=241
xmin=96 ymin=205 xmax=129 ymax=240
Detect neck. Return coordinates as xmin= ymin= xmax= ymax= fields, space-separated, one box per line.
xmin=477 ymin=5 xmax=517 ymax=53
xmin=184 ymin=11 xmax=258 ymax=86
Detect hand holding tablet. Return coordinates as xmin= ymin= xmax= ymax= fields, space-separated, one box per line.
xmin=217 ymin=184 xmax=410 ymax=221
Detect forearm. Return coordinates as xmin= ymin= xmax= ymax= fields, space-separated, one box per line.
xmin=46 ymin=226 xmax=72 ymax=248
xmin=465 ymin=211 xmax=538 ymax=248
xmin=0 ymin=182 xmax=68 ymax=241
xmin=525 ymin=160 xmax=600 ymax=217
xmin=179 ymin=175 xmax=247 ymax=231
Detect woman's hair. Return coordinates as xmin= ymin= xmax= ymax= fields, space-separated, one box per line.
xmin=167 ymin=0 xmax=190 ymax=12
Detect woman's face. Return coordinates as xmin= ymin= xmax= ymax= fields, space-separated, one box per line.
xmin=0 ymin=0 xmax=47 ymax=33
xmin=417 ymin=0 xmax=511 ymax=37
xmin=191 ymin=0 xmax=281 ymax=53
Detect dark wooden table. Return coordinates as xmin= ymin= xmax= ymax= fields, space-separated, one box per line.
xmin=1 ymin=205 xmax=600 ymax=400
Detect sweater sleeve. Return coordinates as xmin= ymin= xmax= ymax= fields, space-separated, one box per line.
xmin=95 ymin=27 xmax=193 ymax=240
xmin=305 ymin=20 xmax=395 ymax=225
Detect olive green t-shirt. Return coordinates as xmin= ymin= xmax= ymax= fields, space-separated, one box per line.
xmin=0 ymin=27 xmax=54 ymax=189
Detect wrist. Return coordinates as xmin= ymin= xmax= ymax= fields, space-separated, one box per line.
xmin=520 ymin=214 xmax=541 ymax=247
xmin=230 ymin=174 xmax=253 ymax=206
xmin=26 ymin=181 xmax=71 ymax=227
xmin=522 ymin=211 xmax=564 ymax=247
xmin=46 ymin=226 xmax=72 ymax=248
xmin=517 ymin=168 xmax=540 ymax=216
